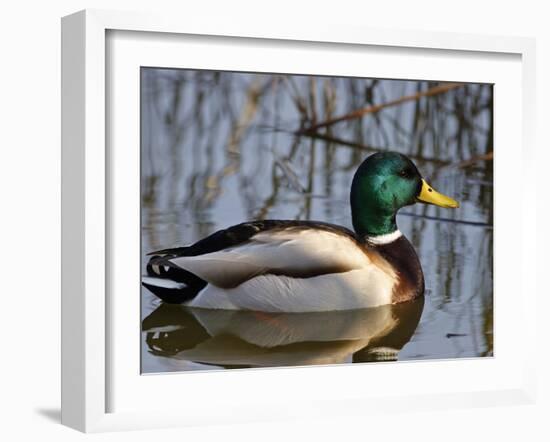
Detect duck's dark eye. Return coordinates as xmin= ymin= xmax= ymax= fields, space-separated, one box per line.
xmin=399 ymin=168 xmax=413 ymax=178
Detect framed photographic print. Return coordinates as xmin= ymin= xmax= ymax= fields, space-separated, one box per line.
xmin=61 ymin=9 xmax=537 ymax=432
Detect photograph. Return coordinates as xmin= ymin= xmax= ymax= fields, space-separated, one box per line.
xmin=140 ymin=68 xmax=493 ymax=373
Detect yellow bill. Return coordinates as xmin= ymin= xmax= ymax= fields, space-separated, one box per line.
xmin=417 ymin=179 xmax=459 ymax=208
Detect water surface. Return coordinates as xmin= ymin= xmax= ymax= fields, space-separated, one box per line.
xmin=140 ymin=69 xmax=493 ymax=373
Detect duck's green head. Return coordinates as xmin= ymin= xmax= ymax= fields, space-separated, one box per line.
xmin=351 ymin=152 xmax=459 ymax=238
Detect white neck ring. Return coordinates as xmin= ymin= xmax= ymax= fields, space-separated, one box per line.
xmin=365 ymin=230 xmax=403 ymax=246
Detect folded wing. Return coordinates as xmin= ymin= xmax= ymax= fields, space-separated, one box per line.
xmin=168 ymin=227 xmax=373 ymax=288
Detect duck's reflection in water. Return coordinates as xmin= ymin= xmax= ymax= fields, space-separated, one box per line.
xmin=142 ymin=297 xmax=424 ymax=369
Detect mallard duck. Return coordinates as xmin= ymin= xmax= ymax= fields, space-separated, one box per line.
xmin=142 ymin=152 xmax=459 ymax=312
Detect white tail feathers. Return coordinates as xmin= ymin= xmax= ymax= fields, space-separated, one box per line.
xmin=142 ymin=276 xmax=187 ymax=290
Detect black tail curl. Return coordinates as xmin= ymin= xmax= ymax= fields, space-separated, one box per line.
xmin=142 ymin=254 xmax=207 ymax=304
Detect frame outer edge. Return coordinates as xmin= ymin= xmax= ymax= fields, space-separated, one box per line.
xmin=521 ymin=39 xmax=538 ymax=402
xmin=88 ymin=8 xmax=531 ymax=55
xmin=62 ymin=9 xmax=108 ymax=433
xmin=61 ymin=10 xmax=87 ymax=432
xmin=83 ymin=8 xmax=107 ymax=432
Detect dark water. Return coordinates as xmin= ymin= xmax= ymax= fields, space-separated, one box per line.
xmin=140 ymin=69 xmax=493 ymax=373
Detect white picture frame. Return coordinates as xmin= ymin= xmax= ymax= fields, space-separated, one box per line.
xmin=61 ymin=9 xmax=537 ymax=433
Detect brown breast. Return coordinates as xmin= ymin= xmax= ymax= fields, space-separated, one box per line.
xmin=364 ymin=236 xmax=425 ymax=304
